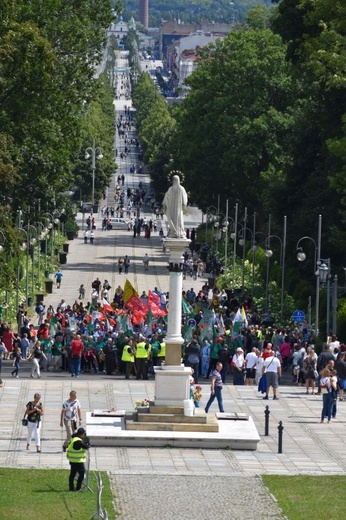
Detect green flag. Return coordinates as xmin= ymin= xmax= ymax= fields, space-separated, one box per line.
xmin=146 ymin=308 xmax=153 ymax=326
xmin=182 ymin=299 xmax=193 ymax=315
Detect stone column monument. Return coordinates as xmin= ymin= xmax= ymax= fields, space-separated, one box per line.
xmin=154 ymin=174 xmax=192 ymax=406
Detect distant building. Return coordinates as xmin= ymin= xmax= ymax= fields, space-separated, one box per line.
xmin=109 ymin=15 xmax=129 ymax=41
xmin=139 ymin=0 xmax=149 ymax=29
xmin=168 ymin=32 xmax=226 ymax=88
xmin=160 ymin=20 xmax=232 ymax=60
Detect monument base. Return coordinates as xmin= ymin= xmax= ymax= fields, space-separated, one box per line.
xmin=154 ymin=365 xmax=192 ymax=407
xmin=86 ymin=411 xmax=260 ymax=450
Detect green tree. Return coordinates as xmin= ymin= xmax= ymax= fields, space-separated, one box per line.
xmin=132 ymin=73 xmax=176 ymax=198
xmin=173 ymin=28 xmax=294 ymax=224
xmin=0 ymin=0 xmax=115 ymax=212
xmin=270 ymin=0 xmax=346 ymax=264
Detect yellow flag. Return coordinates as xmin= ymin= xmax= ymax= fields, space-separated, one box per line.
xmin=123 ymin=279 xmax=138 ymax=303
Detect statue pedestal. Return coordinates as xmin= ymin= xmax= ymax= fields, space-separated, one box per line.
xmin=154 ymin=364 xmax=191 ymax=406
xmin=154 ymin=237 xmax=191 ymax=407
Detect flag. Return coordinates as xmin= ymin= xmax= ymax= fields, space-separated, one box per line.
xmin=68 ymin=316 xmax=77 ymax=332
xmin=92 ymin=311 xmax=103 ymax=322
xmin=183 ymin=325 xmax=194 ymax=342
xmin=116 ymin=314 xmax=127 ymax=332
xmin=103 ymin=299 xmax=114 ymax=313
xmin=233 ymin=308 xmax=244 ymax=336
xmin=241 ymin=306 xmax=248 ymax=327
xmin=123 ymin=279 xmax=148 ymax=317
xmin=126 ymin=315 xmax=134 ymax=335
xmin=148 ymin=290 xmax=160 ymax=307
xmin=146 ymin=308 xmax=153 ymax=326
xmin=132 ymin=310 xmax=144 ymax=325
xmin=182 ymin=298 xmax=194 ymax=315
xmin=217 ymin=314 xmax=225 ymax=336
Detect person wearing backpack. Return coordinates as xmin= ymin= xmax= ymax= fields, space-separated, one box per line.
xmin=35 ymin=301 xmax=45 ymax=325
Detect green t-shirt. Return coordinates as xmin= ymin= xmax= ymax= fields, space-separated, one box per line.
xmin=95 ymin=340 xmax=105 ymax=354
xmin=150 ymin=340 xmax=160 ymax=357
xmin=51 ymin=342 xmax=62 ymax=356
xmin=210 ymin=343 xmax=222 ymax=359
xmin=41 ymin=339 xmax=52 ymax=355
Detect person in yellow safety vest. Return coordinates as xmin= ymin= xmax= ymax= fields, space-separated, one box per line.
xmin=158 ymin=339 xmax=166 ymax=365
xmin=135 ymin=335 xmax=151 ymax=380
xmin=121 ymin=338 xmax=135 ymax=379
xmin=66 ymin=427 xmax=89 ymax=492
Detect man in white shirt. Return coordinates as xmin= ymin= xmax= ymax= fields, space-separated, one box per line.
xmin=328 ymin=335 xmax=340 ymax=354
xmin=245 ymin=347 xmax=258 ymax=385
xmin=60 ymin=390 xmax=82 ymax=451
xmin=262 ymin=351 xmax=282 ymax=400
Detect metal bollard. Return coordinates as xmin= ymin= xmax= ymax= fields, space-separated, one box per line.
xmin=264 ymin=405 xmax=270 ymax=436
xmin=278 ymin=421 xmax=284 ymax=453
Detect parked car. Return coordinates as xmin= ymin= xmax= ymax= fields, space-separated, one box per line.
xmin=108 ymin=217 xmax=128 ymax=230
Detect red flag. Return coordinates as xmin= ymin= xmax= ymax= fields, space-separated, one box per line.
xmin=132 ymin=310 xmax=144 ymax=325
xmin=103 ymin=298 xmax=114 ymax=313
xmin=149 ymin=300 xmax=167 ymax=317
xmin=148 ymin=290 xmax=160 ymax=307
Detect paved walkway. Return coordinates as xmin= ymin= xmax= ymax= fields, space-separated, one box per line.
xmin=1 ymin=379 xmax=345 ymax=476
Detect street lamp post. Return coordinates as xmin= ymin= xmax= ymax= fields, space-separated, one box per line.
xmin=296 ymin=214 xmax=322 ymax=335
xmin=44 ymin=212 xmax=60 ymax=265
xmin=233 ymin=202 xmax=238 ymax=289
xmin=205 ymin=206 xmax=217 ymax=249
xmin=239 ymin=206 xmax=247 ymax=295
xmin=332 ymin=274 xmax=338 ymax=335
xmin=318 ymin=259 xmax=330 ymax=337
xmin=17 ymin=226 xmax=28 ymax=307
xmin=222 ymin=200 xmax=235 ymax=275
xmin=265 ymin=216 xmax=287 ymax=324
xmin=237 ymin=208 xmax=263 ymax=297
xmin=265 ymin=214 xmax=271 ymax=310
xmin=24 ymin=224 xmax=37 ymax=298
xmin=85 ymin=139 xmax=103 ymax=207
xmin=0 ymin=231 xmax=8 ymax=317
xmin=36 ymin=223 xmax=48 ymax=288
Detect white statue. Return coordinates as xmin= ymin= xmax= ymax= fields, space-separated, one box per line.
xmin=162 ymin=175 xmax=188 ymax=238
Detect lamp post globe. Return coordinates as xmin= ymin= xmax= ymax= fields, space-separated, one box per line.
xmin=265 ymin=249 xmax=273 ymax=258
xmin=297 ymin=251 xmax=306 ymax=262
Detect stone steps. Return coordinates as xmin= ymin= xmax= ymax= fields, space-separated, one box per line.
xmin=124 ymin=403 xmax=218 ymax=433
xmin=137 ymin=413 xmax=208 ymax=424
xmin=126 ymin=417 xmax=219 ymax=432
xmin=149 ymin=405 xmax=184 ymax=414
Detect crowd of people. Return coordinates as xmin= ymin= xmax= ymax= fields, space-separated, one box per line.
xmin=1 ymin=275 xmax=345 ymax=408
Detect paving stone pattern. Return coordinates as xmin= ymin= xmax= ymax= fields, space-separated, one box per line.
xmin=110 ymin=474 xmax=285 ymax=520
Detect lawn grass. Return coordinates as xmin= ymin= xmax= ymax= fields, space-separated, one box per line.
xmin=0 ymin=468 xmax=115 ymax=520
xmin=263 ymin=475 xmax=346 ymax=519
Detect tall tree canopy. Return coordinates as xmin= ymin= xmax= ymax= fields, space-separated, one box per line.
xmin=271 ymin=0 xmax=346 ymax=258
xmin=173 ymin=28 xmax=294 ymax=225
xmin=0 ymin=0 xmax=115 ymax=213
